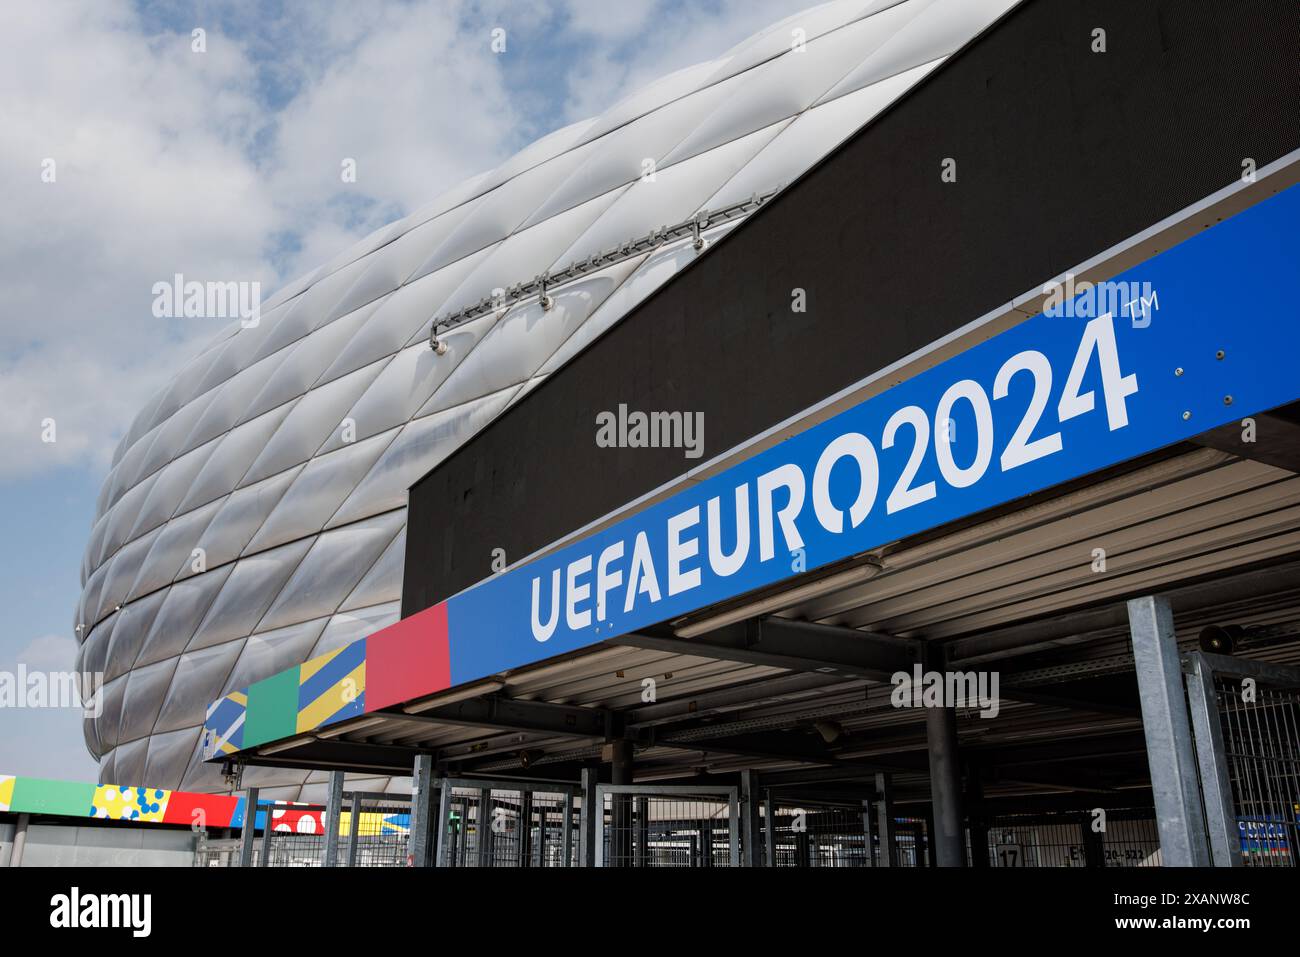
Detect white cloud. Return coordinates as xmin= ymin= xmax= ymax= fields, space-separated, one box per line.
xmin=0 ymin=0 xmax=520 ymax=482
xmin=0 ymin=0 xmax=809 ymax=484
xmin=7 ymin=633 xmax=78 ymax=673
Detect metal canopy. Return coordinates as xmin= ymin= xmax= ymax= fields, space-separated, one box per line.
xmin=234 ymin=430 xmax=1300 ymax=810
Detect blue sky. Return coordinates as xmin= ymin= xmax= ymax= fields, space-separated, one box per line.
xmin=0 ymin=0 xmax=805 ymax=781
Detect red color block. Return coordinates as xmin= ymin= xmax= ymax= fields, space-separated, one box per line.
xmin=162 ymin=791 xmax=240 ymax=829
xmin=365 ymin=603 xmax=451 ymax=712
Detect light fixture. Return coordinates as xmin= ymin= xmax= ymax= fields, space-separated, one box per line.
xmin=316 ymin=716 xmax=388 ymax=739
xmin=403 ymin=680 xmax=506 ymax=714
xmin=813 ymin=719 xmax=844 ymax=744
xmin=258 ymin=735 xmax=316 ymax=756
xmin=1199 ymin=624 xmax=1245 ymax=655
xmin=673 ymin=559 xmax=883 ymax=638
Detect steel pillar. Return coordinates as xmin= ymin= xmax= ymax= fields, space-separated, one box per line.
xmin=476 ymin=787 xmax=492 ymax=867
xmin=323 ymin=770 xmax=345 ymax=867
xmin=435 ymin=782 xmax=453 ymax=867
xmin=965 ymin=766 xmax=988 ymax=868
xmin=763 ymin=791 xmax=776 ymax=867
xmin=1184 ymin=652 xmax=1241 ymax=866
xmin=346 ymin=792 xmax=362 ymax=867
xmin=238 ymin=786 xmax=259 ymax=867
xmin=861 ymin=800 xmax=875 ymax=867
xmin=1126 ymin=595 xmax=1211 ymax=866
xmin=875 ymin=772 xmax=898 ymax=867
xmin=409 ymin=753 xmax=434 ymax=867
xmin=925 ymin=697 xmax=966 ymax=866
xmin=9 ymin=814 xmax=29 ymax=867
xmin=739 ymin=770 xmax=762 ymax=867
xmin=608 ymin=740 xmax=633 ymax=866
xmin=578 ymin=766 xmax=598 ymax=867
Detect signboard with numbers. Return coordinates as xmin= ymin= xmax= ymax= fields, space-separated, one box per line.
xmin=205 ymin=183 xmax=1300 ymax=754
xmin=445 ymin=184 xmax=1300 ymax=685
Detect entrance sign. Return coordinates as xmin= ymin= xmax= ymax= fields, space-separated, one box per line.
xmin=205 ymin=184 xmax=1300 ymax=755
xmin=448 ymin=184 xmax=1300 ymax=681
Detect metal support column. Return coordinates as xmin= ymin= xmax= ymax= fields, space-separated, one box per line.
xmin=875 ymin=772 xmax=898 ymax=867
xmin=238 ymin=787 xmax=259 ymax=867
xmin=633 ymin=796 xmax=648 ymax=867
xmin=323 ymin=770 xmax=345 ymax=867
xmin=764 ymin=791 xmax=776 ymax=867
xmin=578 ymin=766 xmax=598 ymax=867
xmin=740 ymin=770 xmax=762 ymax=867
xmin=561 ymin=792 xmax=575 ymax=866
xmin=435 ymin=781 xmax=453 ymax=867
xmin=409 ymin=753 xmax=434 ymax=867
xmin=609 ymin=740 xmax=633 ymax=866
xmin=517 ymin=791 xmax=533 ymax=867
xmin=9 ymin=814 xmax=29 ymax=867
xmin=258 ymin=808 xmax=274 ymax=866
xmin=861 ymin=800 xmax=875 ymax=867
xmin=1185 ymin=652 xmax=1241 ymax=867
xmin=476 ymin=787 xmax=492 ymax=867
xmin=926 ymin=699 xmax=966 ymax=866
xmin=966 ymin=765 xmax=987 ymax=868
xmin=1126 ymin=595 xmax=1211 ymax=866
xmin=346 ymin=792 xmax=362 ymax=867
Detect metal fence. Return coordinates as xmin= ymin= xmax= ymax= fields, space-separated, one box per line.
xmin=194 ymin=836 xmax=243 ymax=867
xmin=436 ymin=779 xmax=578 ymax=867
xmin=257 ymin=803 xmax=329 ymax=867
xmin=594 ymin=785 xmax=739 ymax=867
xmin=764 ymin=800 xmax=871 ymax=867
xmin=1186 ymin=651 xmax=1300 ymax=867
xmin=981 ymin=809 xmax=1161 ymax=867
xmin=342 ymin=791 xmax=413 ymax=867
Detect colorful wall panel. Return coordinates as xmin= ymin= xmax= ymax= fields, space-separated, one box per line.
xmin=2 ymin=772 xmax=280 ymax=833
xmin=297 ymin=638 xmax=367 ymax=733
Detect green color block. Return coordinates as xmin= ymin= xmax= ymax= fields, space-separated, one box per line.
xmin=11 ymin=776 xmax=97 ymax=817
xmin=243 ymin=668 xmax=301 ymax=747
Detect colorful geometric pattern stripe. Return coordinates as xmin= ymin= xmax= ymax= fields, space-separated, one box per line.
xmin=0 ymin=771 xmax=412 ymax=837
xmin=297 ymin=638 xmax=366 ymax=733
xmin=0 ymin=773 xmax=250 ymax=828
xmin=203 ymin=602 xmax=450 ymax=759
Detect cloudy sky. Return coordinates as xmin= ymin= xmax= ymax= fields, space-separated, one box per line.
xmin=0 ymin=0 xmax=808 ymax=781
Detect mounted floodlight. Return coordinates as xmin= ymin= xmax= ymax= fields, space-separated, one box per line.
xmin=692 ymin=214 xmax=710 ymax=251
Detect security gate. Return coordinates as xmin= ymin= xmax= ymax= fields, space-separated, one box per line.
xmin=764 ymin=799 xmax=872 ymax=867
xmin=1186 ymin=651 xmax=1300 ymax=867
xmin=435 ymin=778 xmax=578 ymax=867
xmin=594 ymin=785 xmax=739 ymax=867
xmin=258 ymin=803 xmax=328 ymax=867
xmin=342 ymin=791 xmax=412 ymax=867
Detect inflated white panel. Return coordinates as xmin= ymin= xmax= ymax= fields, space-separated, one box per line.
xmin=256 ymin=512 xmax=404 ymax=634
xmin=240 ymin=359 xmax=386 ymax=487
xmin=186 ymin=538 xmax=314 ymax=653
xmin=80 ymin=0 xmax=1022 ymax=793
xmin=241 ymin=429 xmax=396 ymax=554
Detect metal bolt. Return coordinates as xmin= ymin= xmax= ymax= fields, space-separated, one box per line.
xmin=1174 ymin=367 xmax=1184 ymax=376
xmin=1215 ymin=350 xmax=1225 ymax=360
xmin=1224 ymin=395 xmax=1233 ymax=405
xmin=1182 ymin=411 xmax=1192 ymax=420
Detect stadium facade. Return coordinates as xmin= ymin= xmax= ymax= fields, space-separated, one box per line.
xmin=75 ymin=0 xmax=1300 ymax=871
xmin=77 ymin=0 xmax=1025 ymax=797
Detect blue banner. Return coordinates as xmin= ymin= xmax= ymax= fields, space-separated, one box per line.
xmin=447 ymin=184 xmax=1300 ymax=684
